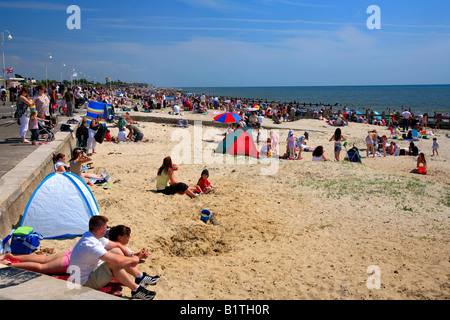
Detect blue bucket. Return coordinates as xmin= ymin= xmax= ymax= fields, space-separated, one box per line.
xmin=200 ymin=209 xmax=211 ymax=223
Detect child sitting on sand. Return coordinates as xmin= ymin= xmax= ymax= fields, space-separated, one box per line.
xmin=117 ymin=127 xmax=129 ymax=142
xmin=195 ymin=169 xmax=216 ymax=194
xmin=388 ymin=141 xmax=398 ymax=155
xmin=411 ymin=152 xmax=427 ymax=174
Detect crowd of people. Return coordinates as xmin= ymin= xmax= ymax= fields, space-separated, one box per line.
xmin=1 ymin=83 xmax=446 ymax=301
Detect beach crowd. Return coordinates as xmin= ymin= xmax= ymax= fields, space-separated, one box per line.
xmin=1 ymin=82 xmax=447 ymax=300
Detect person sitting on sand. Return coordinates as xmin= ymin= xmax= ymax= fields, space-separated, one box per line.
xmin=388 ymin=141 xmax=398 ymax=155
xmin=69 ymin=149 xmax=109 ymax=186
xmin=417 ymin=152 xmax=427 ymax=170
xmin=410 ymin=152 xmax=427 ymax=174
xmin=0 ymin=223 xmax=151 ymax=276
xmin=248 ymin=112 xmax=260 ymax=129
xmin=156 ymin=156 xmax=197 ymax=198
xmin=69 ymin=215 xmax=159 ymax=300
xmin=195 ymin=169 xmax=216 ymax=195
xmin=107 ymin=225 xmax=150 ymax=262
xmin=409 ymin=142 xmax=419 ymax=156
xmin=104 ymin=129 xmax=117 ymax=142
xmin=53 ymin=153 xmax=70 ymax=173
xmin=312 ymin=146 xmax=329 ymax=161
xmin=225 ymin=123 xmax=235 ymax=136
xmin=117 ymin=127 xmax=129 ymax=142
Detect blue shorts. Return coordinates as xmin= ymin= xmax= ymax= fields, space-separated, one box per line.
xmin=334 ymin=144 xmax=342 ymax=152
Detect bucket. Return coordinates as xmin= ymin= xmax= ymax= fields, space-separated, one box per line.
xmin=200 ymin=209 xmax=211 ymax=223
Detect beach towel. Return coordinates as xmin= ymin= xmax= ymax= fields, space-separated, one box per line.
xmin=50 ymin=274 xmax=123 ymax=297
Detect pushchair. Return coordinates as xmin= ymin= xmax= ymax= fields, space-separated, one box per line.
xmin=38 ymin=121 xmax=55 ymax=142
xmin=344 ymin=142 xmax=362 ymax=163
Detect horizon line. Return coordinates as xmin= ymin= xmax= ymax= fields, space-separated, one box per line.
xmin=175 ymin=83 xmax=450 ymax=89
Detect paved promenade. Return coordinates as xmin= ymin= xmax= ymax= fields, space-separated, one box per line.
xmin=0 ymin=101 xmax=71 ymax=178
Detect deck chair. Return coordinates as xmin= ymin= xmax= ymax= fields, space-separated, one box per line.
xmin=390 ymin=127 xmax=401 ymax=139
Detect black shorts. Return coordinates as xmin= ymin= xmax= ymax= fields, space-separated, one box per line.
xmin=157 ymin=183 xmax=188 ymax=195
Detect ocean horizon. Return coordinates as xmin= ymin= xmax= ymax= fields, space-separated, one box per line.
xmin=179 ymin=84 xmax=450 ymax=115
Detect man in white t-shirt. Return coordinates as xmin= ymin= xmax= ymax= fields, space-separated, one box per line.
xmin=200 ymin=93 xmax=206 ymax=108
xmin=69 ymin=216 xmax=159 ymax=300
xmin=401 ymin=110 xmax=411 ymax=132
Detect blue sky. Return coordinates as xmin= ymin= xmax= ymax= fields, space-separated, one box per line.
xmin=0 ymin=0 xmax=449 ymax=87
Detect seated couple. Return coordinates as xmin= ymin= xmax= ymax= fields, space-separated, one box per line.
xmin=1 ymin=218 xmax=159 ymax=300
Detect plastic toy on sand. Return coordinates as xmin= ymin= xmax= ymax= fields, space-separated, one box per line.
xmin=200 ymin=209 xmax=211 ymax=223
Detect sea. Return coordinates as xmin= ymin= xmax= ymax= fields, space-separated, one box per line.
xmin=179 ymin=85 xmax=450 ymax=115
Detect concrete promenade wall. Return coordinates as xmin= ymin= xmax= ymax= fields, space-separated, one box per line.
xmin=0 ymin=130 xmax=77 ymax=238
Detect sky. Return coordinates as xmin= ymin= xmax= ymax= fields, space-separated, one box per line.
xmin=0 ymin=0 xmax=449 ymax=87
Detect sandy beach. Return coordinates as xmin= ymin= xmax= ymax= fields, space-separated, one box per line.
xmin=40 ymin=111 xmax=449 ymax=300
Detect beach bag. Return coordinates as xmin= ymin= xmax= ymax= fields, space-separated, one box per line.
xmin=347 ymin=148 xmax=362 ymax=163
xmin=10 ymin=227 xmax=43 ymax=255
xmin=60 ymin=124 xmax=72 ymax=132
xmin=94 ymin=125 xmax=107 ymax=144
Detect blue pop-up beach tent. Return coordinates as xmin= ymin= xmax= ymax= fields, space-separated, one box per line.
xmin=20 ymin=173 xmax=99 ymax=239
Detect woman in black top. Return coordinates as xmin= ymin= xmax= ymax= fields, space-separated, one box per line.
xmin=87 ymin=115 xmax=102 ymax=155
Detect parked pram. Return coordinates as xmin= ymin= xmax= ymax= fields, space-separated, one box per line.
xmin=38 ymin=121 xmax=55 ymax=142
xmin=344 ymin=142 xmax=362 ymax=163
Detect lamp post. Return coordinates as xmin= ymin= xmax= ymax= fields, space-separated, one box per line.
xmin=1 ymin=30 xmax=13 ymax=89
xmin=60 ymin=63 xmax=66 ymax=84
xmin=45 ymin=53 xmax=52 ymax=89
